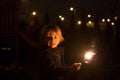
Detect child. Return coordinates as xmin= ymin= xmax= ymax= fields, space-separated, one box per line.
xmin=38 ymin=24 xmax=81 ymax=80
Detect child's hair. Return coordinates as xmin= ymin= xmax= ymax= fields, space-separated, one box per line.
xmin=40 ymin=24 xmax=64 ymax=45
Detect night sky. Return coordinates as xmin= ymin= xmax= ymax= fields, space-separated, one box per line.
xmin=29 ymin=0 xmax=120 ymax=19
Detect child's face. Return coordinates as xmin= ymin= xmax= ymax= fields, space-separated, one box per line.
xmin=45 ymin=31 xmax=60 ymax=48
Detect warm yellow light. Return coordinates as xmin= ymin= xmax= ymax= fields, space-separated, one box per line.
xmin=114 ymin=16 xmax=118 ymax=20
xmin=84 ymin=50 xmax=95 ymax=63
xmin=88 ymin=21 xmax=92 ymax=24
xmin=59 ymin=15 xmax=62 ymax=18
xmin=1 ymin=47 xmax=11 ymax=50
xmin=86 ymin=21 xmax=94 ymax=28
xmin=111 ymin=22 xmax=115 ymax=26
xmin=107 ymin=19 xmax=110 ymax=22
xmin=85 ymin=52 xmax=92 ymax=60
xmin=70 ymin=7 xmax=74 ymax=11
xmin=102 ymin=19 xmax=105 ymax=22
xmin=88 ymin=14 xmax=91 ymax=18
xmin=61 ymin=17 xmax=64 ymax=21
xmin=32 ymin=11 xmax=36 ymax=16
xmin=77 ymin=21 xmax=82 ymax=25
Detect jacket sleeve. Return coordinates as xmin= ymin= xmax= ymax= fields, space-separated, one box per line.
xmin=39 ymin=49 xmax=72 ymax=77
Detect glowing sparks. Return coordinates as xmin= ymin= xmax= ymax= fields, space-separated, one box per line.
xmin=84 ymin=50 xmax=95 ymax=63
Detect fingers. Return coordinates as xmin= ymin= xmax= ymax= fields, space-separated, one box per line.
xmin=73 ymin=62 xmax=82 ymax=71
xmin=74 ymin=62 xmax=82 ymax=65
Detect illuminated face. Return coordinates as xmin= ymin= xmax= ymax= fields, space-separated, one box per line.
xmin=45 ymin=31 xmax=60 ymax=48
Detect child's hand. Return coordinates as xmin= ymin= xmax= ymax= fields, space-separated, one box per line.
xmin=73 ymin=62 xmax=82 ymax=71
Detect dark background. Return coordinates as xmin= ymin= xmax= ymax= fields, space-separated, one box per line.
xmin=28 ymin=0 xmax=120 ymax=19
xmin=0 ymin=0 xmax=120 ymax=80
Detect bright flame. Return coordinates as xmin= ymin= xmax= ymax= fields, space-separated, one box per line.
xmin=84 ymin=50 xmax=95 ymax=63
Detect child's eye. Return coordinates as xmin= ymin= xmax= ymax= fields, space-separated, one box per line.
xmin=54 ymin=36 xmax=57 ymax=38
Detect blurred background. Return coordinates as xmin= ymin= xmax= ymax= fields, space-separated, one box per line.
xmin=0 ymin=0 xmax=120 ymax=80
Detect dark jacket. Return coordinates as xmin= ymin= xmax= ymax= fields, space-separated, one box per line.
xmin=37 ymin=45 xmax=71 ymax=80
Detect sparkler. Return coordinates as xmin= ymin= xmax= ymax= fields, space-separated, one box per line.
xmin=84 ymin=49 xmax=95 ymax=63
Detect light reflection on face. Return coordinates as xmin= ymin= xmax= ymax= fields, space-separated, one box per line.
xmin=45 ymin=31 xmax=60 ymax=48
